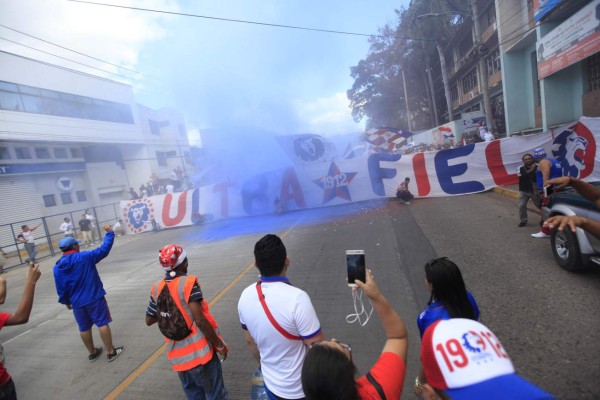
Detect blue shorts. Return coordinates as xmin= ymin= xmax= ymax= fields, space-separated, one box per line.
xmin=73 ymin=297 xmax=112 ymax=332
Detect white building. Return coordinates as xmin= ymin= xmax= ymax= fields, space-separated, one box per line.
xmin=0 ymin=51 xmax=192 ymax=228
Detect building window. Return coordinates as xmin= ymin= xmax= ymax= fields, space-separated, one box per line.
xmin=149 ymin=120 xmax=170 ymax=135
xmin=43 ymin=194 xmax=56 ymax=207
xmin=35 ymin=147 xmax=51 ymax=159
xmin=0 ymin=80 xmax=134 ymax=124
xmin=15 ymin=147 xmax=31 ymax=159
xmin=54 ymin=148 xmax=68 ymax=158
xmin=588 ymin=53 xmax=600 ymax=92
xmin=0 ymin=147 xmax=10 ymax=159
xmin=76 ymin=190 xmax=87 ymax=202
xmin=462 ymin=69 xmax=478 ymax=93
xmin=486 ymin=49 xmax=501 ymax=76
xmin=60 ymin=192 xmax=72 ymax=205
xmin=70 ymin=147 xmax=83 ymax=158
xmin=156 ymin=150 xmax=177 ymax=167
xmin=458 ymin=35 xmax=473 ymax=59
xmin=178 ymin=123 xmax=187 ymax=136
xmin=450 ymin=85 xmax=458 ymax=102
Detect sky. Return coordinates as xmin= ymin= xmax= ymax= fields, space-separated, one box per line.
xmin=0 ymin=0 xmax=409 ymax=145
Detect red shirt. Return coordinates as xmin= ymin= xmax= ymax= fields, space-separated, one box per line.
xmin=356 ymin=352 xmax=406 ymax=399
xmin=0 ymin=312 xmax=11 ymax=386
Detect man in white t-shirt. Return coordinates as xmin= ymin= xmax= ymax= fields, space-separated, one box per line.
xmin=59 ymin=217 xmax=75 ymax=238
xmin=238 ymin=234 xmax=324 ymax=400
xmin=16 ymin=224 xmax=41 ymax=262
xmin=85 ymin=210 xmax=98 ymax=243
xmin=165 ymin=183 xmax=174 ymax=193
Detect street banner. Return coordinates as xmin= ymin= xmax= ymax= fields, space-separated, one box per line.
xmin=533 ymin=0 xmax=564 ymax=22
xmin=120 ymin=117 xmax=600 ymax=233
xmin=537 ymin=0 xmax=600 ymax=79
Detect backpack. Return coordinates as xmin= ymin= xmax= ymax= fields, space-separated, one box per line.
xmin=156 ymin=282 xmax=193 ymax=341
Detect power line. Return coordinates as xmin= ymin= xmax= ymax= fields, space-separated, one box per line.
xmin=68 ymin=0 xmax=445 ymax=42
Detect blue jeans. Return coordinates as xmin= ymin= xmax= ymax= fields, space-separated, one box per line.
xmin=24 ymin=242 xmax=37 ymax=262
xmin=177 ymin=354 xmax=228 ymax=400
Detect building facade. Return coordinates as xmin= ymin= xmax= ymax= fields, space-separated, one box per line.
xmin=0 ymin=51 xmax=192 ymax=228
xmin=499 ymin=0 xmax=600 ymax=134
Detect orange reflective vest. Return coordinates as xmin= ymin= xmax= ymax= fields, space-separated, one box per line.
xmin=151 ymin=275 xmax=220 ymax=372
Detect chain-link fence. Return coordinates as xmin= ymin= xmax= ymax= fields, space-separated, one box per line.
xmin=0 ymin=202 xmax=121 ymax=272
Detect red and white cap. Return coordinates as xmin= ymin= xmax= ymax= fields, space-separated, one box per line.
xmin=159 ymin=244 xmax=187 ymax=272
xmin=421 ymin=319 xmax=553 ymax=400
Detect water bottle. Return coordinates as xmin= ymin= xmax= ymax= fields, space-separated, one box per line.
xmin=250 ymin=368 xmax=268 ymax=400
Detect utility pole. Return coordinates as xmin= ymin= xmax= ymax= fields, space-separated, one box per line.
xmin=417 ymin=22 xmax=440 ymax=127
xmin=401 ymin=70 xmax=412 ymax=131
xmin=437 ymin=43 xmax=453 ymax=122
xmin=470 ymin=0 xmax=493 ymax=130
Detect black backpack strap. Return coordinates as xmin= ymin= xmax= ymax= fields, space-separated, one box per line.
xmin=366 ymin=372 xmax=387 ymax=400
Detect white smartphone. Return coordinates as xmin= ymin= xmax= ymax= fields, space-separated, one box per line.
xmin=346 ymin=250 xmax=366 ymax=287
xmin=543 ymin=185 xmax=554 ymax=197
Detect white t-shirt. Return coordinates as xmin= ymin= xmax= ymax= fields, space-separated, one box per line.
xmin=59 ymin=222 xmax=74 ymax=235
xmin=166 ymin=184 xmax=174 ymax=193
xmin=85 ymin=213 xmax=96 ymax=228
xmin=238 ymin=277 xmax=321 ymax=399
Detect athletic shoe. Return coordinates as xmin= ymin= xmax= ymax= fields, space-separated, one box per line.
xmin=107 ymin=346 xmax=124 ymax=362
xmin=531 ymin=231 xmax=550 ymax=238
xmin=518 ymin=222 xmax=527 ymax=227
xmin=404 ymin=201 xmax=411 ymax=204
xmin=89 ymin=347 xmax=103 ymax=362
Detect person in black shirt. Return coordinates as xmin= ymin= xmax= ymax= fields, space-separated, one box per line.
xmin=78 ymin=214 xmax=92 ymax=247
xmin=517 ymin=154 xmax=540 ymax=227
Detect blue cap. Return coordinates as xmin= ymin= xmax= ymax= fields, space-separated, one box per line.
xmin=59 ymin=237 xmax=81 ymax=251
xmin=532 ymin=147 xmax=547 ymax=158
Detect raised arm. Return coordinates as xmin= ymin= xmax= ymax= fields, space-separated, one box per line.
xmin=355 ymin=269 xmax=408 ymax=361
xmin=547 ymin=177 xmax=600 ymax=207
xmin=6 ymin=263 xmax=41 ymax=326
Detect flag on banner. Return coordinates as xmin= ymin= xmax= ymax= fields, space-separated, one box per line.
xmin=440 ymin=126 xmax=455 ymax=138
xmin=275 ymin=134 xmax=337 ymax=164
xmin=343 ymin=142 xmax=367 ymax=159
xmin=366 ymin=127 xmax=413 ymax=152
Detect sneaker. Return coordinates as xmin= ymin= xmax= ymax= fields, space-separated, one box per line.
xmin=107 ymin=346 xmax=124 ymax=362
xmin=88 ymin=347 xmax=103 ymax=362
xmin=531 ymin=231 xmax=550 ymax=238
xmin=404 ymin=201 xmax=411 ymax=204
xmin=518 ymin=222 xmax=527 ymax=227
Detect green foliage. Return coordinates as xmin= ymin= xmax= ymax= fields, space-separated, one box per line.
xmin=347 ymin=0 xmax=470 ymax=130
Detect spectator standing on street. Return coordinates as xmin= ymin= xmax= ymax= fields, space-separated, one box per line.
xmin=16 ymin=224 xmax=41 ymax=263
xmin=414 ymin=257 xmax=480 ymax=398
xmin=517 ymin=154 xmax=540 ymax=227
xmin=78 ymin=214 xmax=92 ymax=248
xmin=60 ymin=217 xmax=75 ymax=238
xmin=238 ymin=234 xmax=324 ymax=400
xmin=396 ymin=177 xmax=415 ymax=204
xmin=419 ymin=319 xmax=553 ymax=399
xmin=146 ymin=244 xmax=229 ymax=400
xmin=531 ymin=148 xmax=563 ymax=238
xmin=85 ymin=209 xmax=99 ymax=244
xmin=52 ymin=226 xmax=124 ymax=362
xmin=0 ymin=263 xmax=41 ymax=398
xmin=301 ymin=269 xmax=407 ymax=400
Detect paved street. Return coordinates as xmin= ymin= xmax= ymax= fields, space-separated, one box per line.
xmin=1 ymin=190 xmax=599 ymax=399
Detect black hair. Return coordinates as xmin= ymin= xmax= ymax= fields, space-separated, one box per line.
xmin=302 ymin=344 xmax=359 ymax=400
xmin=254 ymin=234 xmax=287 ymax=277
xmin=404 ymin=177 xmax=410 ymax=181
xmin=522 ymin=153 xmax=533 ymax=160
xmin=21 ymin=225 xmax=27 ymax=230
xmin=425 ymin=258 xmax=475 ymax=319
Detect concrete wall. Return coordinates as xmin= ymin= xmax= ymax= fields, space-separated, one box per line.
xmin=541 ymin=62 xmax=584 ymax=129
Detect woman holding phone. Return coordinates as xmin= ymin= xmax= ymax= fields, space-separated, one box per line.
xmin=301 ymin=269 xmax=407 ymax=400
xmin=414 ymin=257 xmax=480 ymax=397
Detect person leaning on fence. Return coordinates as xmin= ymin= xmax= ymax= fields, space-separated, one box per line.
xmin=146 ymin=244 xmax=229 ymax=400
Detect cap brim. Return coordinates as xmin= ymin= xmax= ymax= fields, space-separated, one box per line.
xmin=443 ymin=374 xmax=553 ymax=400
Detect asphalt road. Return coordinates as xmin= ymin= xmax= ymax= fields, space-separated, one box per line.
xmin=0 ymin=190 xmax=599 ymax=399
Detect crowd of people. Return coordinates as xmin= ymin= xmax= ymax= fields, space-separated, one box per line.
xmin=127 ymin=167 xmax=191 ymax=200
xmin=0 ymin=230 xmax=556 ymax=399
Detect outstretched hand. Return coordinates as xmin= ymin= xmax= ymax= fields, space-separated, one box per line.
xmin=27 ymin=262 xmax=41 ymax=284
xmin=546 ymin=176 xmax=571 ymax=189
xmin=543 ymin=215 xmax=584 ymax=232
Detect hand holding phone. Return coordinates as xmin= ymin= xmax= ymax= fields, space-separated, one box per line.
xmin=543 ymin=185 xmax=554 ymax=197
xmin=346 ymin=250 xmax=366 ymax=287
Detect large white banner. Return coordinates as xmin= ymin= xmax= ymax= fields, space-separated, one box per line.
xmin=120 ymin=117 xmax=600 ymax=233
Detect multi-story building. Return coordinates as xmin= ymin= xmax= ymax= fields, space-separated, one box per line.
xmin=443 ymin=0 xmax=505 ymax=136
xmin=499 ymin=0 xmax=599 ymax=134
xmin=0 ymin=51 xmax=192 ymax=227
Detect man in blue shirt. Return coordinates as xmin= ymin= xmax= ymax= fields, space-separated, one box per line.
xmin=53 ymin=225 xmax=124 ymax=362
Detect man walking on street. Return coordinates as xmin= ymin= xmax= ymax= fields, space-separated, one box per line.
xmin=517 ymin=154 xmax=540 ymax=227
xmin=146 ymin=244 xmax=229 ymax=400
xmin=53 ymin=225 xmax=124 ymax=362
xmin=531 ymin=147 xmax=563 ymax=238
xmin=16 ymin=224 xmax=41 ymax=262
xmin=59 ymin=217 xmax=75 ymax=238
xmin=238 ymin=234 xmax=324 ymax=400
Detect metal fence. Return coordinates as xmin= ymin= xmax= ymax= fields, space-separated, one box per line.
xmin=0 ymin=202 xmax=122 ymax=271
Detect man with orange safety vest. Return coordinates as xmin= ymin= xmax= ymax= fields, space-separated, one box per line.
xmin=145 ymin=244 xmax=229 ymax=400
